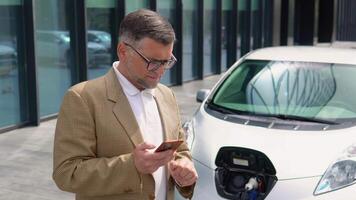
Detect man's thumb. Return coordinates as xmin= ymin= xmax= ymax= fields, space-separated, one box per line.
xmin=137 ymin=142 xmax=156 ymax=150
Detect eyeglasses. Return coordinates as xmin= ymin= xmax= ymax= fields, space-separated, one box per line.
xmin=124 ymin=42 xmax=177 ymax=71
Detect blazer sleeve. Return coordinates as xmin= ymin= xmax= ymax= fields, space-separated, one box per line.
xmin=52 ymin=88 xmax=142 ymax=196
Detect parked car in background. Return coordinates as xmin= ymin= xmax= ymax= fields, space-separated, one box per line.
xmin=178 ymin=46 xmax=356 ymax=200
xmin=87 ymin=30 xmax=112 ymax=51
xmin=0 ymin=44 xmax=17 ymax=76
xmin=36 ymin=30 xmax=111 ymax=68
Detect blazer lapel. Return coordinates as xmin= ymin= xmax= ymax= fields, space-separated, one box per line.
xmin=105 ymin=68 xmax=144 ymax=147
xmin=154 ymin=87 xmax=173 ymax=141
xmin=155 ymin=87 xmax=183 ymax=184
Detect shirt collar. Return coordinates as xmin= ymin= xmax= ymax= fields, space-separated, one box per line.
xmin=143 ymin=88 xmax=155 ymax=96
xmin=113 ymin=61 xmax=156 ymax=97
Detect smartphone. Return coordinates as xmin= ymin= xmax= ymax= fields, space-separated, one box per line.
xmin=155 ymin=140 xmax=184 ymax=152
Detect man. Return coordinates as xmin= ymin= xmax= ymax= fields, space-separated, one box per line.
xmin=53 ymin=9 xmax=198 ymax=200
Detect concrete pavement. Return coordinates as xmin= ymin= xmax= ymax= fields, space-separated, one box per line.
xmin=0 ymin=74 xmax=221 ymax=200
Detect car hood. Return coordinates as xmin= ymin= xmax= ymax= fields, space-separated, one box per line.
xmin=191 ymin=107 xmax=356 ymax=180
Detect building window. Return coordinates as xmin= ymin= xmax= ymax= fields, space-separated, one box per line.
xmin=0 ymin=1 xmax=28 ymax=127
xmin=86 ymin=0 xmax=116 ymax=79
xmin=34 ymin=0 xmax=73 ymax=117
xmin=125 ymin=0 xmax=149 ymax=14
xmin=157 ymin=0 xmax=177 ymax=85
xmin=182 ymin=0 xmax=198 ymax=81
xmin=221 ymin=0 xmax=233 ymax=71
xmin=203 ymin=0 xmax=218 ymax=76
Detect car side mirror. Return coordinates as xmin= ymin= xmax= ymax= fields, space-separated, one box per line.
xmin=196 ymin=89 xmax=210 ymax=102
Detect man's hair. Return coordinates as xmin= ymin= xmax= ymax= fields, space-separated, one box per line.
xmin=119 ymin=9 xmax=175 ymax=45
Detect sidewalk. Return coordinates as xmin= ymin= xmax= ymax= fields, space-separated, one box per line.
xmin=0 ymin=74 xmax=221 ymax=200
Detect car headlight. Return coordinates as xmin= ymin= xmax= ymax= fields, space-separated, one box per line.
xmin=314 ymin=143 xmax=356 ymax=195
xmin=182 ymin=120 xmax=195 ymax=150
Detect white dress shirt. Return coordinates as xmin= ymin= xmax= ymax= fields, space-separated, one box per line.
xmin=113 ymin=61 xmax=166 ymax=200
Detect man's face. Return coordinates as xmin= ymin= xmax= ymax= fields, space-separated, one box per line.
xmin=123 ymin=37 xmax=174 ymax=90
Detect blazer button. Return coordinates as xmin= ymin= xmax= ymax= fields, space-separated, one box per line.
xmin=148 ymin=193 xmax=155 ymax=200
xmin=124 ymin=188 xmax=133 ymax=193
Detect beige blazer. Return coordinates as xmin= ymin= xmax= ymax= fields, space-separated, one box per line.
xmin=53 ymin=68 xmax=194 ymax=200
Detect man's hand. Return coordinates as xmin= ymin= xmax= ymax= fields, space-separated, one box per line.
xmin=133 ymin=142 xmax=175 ymax=174
xmin=168 ymin=157 xmax=198 ymax=187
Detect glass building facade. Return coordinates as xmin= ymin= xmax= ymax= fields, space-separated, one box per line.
xmin=221 ymin=0 xmax=235 ymax=71
xmin=157 ymin=0 xmax=177 ymax=85
xmin=34 ymin=0 xmax=73 ymax=117
xmin=203 ymin=0 xmax=218 ymax=76
xmin=181 ymin=0 xmax=198 ymax=81
xmin=0 ymin=0 xmax=352 ymax=132
xmin=86 ymin=0 xmax=117 ymax=79
xmin=0 ymin=1 xmax=27 ymax=128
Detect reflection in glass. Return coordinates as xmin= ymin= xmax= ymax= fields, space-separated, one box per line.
xmin=86 ymin=0 xmax=116 ymax=79
xmin=35 ymin=0 xmax=72 ymax=117
xmin=125 ymin=0 xmax=149 ymax=14
xmin=0 ymin=2 xmax=26 ymax=127
xmin=221 ymin=0 xmax=233 ymax=71
xmin=182 ymin=0 xmax=198 ymax=81
xmin=213 ymin=60 xmax=356 ymax=120
xmin=157 ymin=0 xmax=176 ymax=85
xmin=203 ymin=0 xmax=217 ymax=75
xmin=251 ymin=0 xmax=262 ymax=50
xmin=246 ymin=62 xmax=336 ymax=115
xmin=36 ymin=30 xmax=71 ymax=68
xmin=239 ymin=0 xmax=251 ymax=56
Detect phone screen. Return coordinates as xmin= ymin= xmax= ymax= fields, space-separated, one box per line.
xmin=155 ymin=140 xmax=183 ymax=152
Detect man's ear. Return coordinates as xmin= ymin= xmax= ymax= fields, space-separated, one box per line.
xmin=117 ymin=42 xmax=127 ymax=61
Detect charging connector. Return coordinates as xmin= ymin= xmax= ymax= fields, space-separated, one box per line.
xmin=245 ymin=177 xmax=258 ymax=191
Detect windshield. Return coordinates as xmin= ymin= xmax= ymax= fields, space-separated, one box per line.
xmin=212 ymin=60 xmax=356 ymax=121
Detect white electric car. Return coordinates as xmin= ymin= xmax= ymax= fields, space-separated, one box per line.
xmin=177 ymin=46 xmax=356 ymax=200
